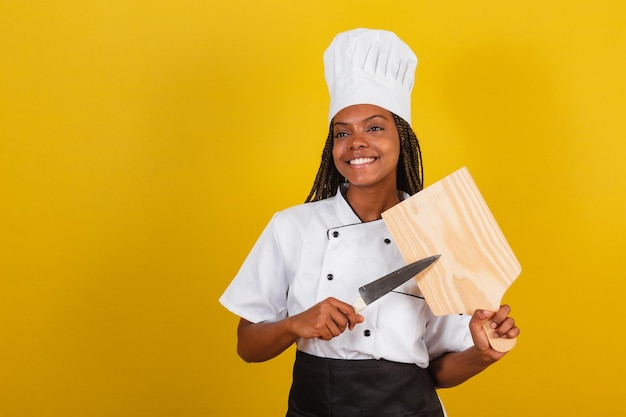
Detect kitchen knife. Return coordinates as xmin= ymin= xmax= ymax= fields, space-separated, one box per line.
xmin=352 ymin=255 xmax=441 ymax=312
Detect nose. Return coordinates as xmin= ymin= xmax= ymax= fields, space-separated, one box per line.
xmin=348 ymin=131 xmax=368 ymax=150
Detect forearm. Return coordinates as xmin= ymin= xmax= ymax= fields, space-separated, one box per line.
xmin=236 ymin=318 xmax=298 ymax=363
xmin=428 ymin=306 xmax=519 ymax=388
xmin=427 ymin=346 xmax=496 ymax=388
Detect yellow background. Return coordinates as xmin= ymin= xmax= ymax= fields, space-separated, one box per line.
xmin=1 ymin=1 xmax=625 ymax=416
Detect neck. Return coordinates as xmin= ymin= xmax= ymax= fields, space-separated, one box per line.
xmin=344 ymin=184 xmax=401 ymax=222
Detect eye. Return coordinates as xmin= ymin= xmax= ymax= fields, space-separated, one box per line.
xmin=334 ymin=131 xmax=349 ymax=139
xmin=368 ymin=125 xmax=383 ymax=132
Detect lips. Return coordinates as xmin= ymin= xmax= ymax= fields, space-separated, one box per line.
xmin=348 ymin=157 xmax=376 ymax=166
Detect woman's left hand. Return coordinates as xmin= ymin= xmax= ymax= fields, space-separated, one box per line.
xmin=428 ymin=304 xmax=520 ymax=388
xmin=469 ymin=304 xmax=520 ymax=362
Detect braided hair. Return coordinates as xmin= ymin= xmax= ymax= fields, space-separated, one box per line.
xmin=305 ymin=113 xmax=424 ymax=202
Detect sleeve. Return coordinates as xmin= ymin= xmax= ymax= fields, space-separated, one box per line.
xmin=218 ymin=213 xmax=290 ymax=324
xmin=423 ymin=314 xmax=474 ymax=360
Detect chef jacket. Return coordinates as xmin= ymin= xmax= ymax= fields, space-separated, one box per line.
xmin=219 ymin=185 xmax=473 ymax=368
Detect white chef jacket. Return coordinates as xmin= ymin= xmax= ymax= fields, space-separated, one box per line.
xmin=219 ymin=185 xmax=473 ymax=368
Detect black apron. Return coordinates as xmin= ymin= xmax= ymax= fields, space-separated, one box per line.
xmin=287 ymin=351 xmax=445 ymax=417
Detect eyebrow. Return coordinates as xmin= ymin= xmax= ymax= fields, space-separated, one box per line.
xmin=333 ymin=114 xmax=390 ymax=126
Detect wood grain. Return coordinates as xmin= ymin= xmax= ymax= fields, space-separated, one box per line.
xmin=382 ymin=167 xmax=521 ymax=352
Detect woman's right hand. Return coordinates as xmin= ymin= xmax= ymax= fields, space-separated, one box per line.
xmin=286 ymin=297 xmax=364 ymax=340
xmin=236 ymin=297 xmax=363 ymax=362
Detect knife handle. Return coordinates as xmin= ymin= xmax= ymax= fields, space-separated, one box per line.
xmin=483 ymin=321 xmax=517 ymax=352
xmin=352 ymin=296 xmax=367 ymax=313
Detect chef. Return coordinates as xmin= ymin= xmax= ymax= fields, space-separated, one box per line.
xmin=219 ymin=28 xmax=520 ymax=417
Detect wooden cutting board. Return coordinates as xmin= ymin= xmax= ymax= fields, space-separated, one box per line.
xmin=381 ymin=167 xmax=521 ymax=352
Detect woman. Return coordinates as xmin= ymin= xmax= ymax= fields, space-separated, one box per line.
xmin=220 ymin=28 xmax=519 ymax=417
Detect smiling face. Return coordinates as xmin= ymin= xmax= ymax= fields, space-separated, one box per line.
xmin=331 ymin=104 xmax=400 ymax=192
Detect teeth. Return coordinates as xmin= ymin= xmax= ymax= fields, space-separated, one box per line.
xmin=349 ymin=157 xmax=375 ymax=165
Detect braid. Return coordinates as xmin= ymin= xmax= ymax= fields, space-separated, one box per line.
xmin=305 ymin=122 xmax=342 ymax=202
xmin=393 ymin=113 xmax=424 ymax=195
xmin=305 ymin=114 xmax=424 ymax=203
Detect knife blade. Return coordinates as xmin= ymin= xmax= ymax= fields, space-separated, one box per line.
xmin=352 ymin=254 xmax=441 ymax=312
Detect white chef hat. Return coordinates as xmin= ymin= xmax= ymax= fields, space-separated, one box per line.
xmin=324 ymin=28 xmax=418 ymax=125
